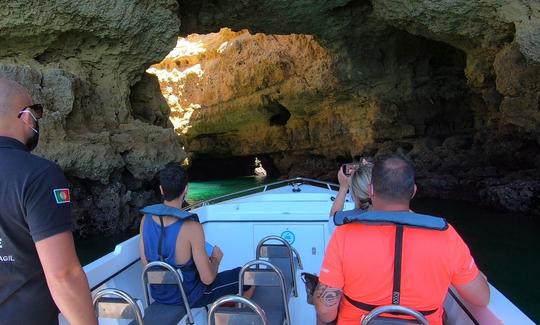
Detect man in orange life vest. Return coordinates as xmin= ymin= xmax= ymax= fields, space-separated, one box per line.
xmin=315 ymin=154 xmax=490 ymax=324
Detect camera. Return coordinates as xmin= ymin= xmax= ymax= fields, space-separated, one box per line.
xmin=342 ymin=163 xmax=360 ymax=176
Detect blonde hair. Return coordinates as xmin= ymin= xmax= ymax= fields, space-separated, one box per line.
xmin=350 ymin=161 xmax=373 ymax=210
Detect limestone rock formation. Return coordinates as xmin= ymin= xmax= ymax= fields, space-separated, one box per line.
xmin=0 ymin=1 xmax=184 ymax=236
xmin=164 ymin=1 xmax=540 ymax=216
xmin=2 ymin=0 xmax=540 ymax=232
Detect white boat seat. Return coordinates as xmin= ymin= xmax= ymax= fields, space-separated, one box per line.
xmin=239 ymin=260 xmax=291 ymax=325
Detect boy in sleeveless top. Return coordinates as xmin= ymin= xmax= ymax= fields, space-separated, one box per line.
xmin=139 ymin=163 xmax=253 ymax=307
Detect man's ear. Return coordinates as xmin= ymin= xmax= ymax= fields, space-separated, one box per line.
xmin=181 ymin=184 xmax=189 ymax=198
xmin=411 ymin=184 xmax=417 ymax=199
xmin=159 ymin=185 xmax=164 ymax=196
xmin=20 ymin=111 xmax=34 ymax=127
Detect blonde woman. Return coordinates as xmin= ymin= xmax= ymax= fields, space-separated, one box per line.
xmin=328 ymin=159 xmax=373 ymax=232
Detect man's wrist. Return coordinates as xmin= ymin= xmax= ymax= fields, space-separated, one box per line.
xmin=337 ymin=186 xmax=348 ymax=194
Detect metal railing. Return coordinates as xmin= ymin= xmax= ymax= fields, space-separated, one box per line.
xmin=93 ymin=288 xmax=144 ymax=325
xmin=256 ymin=235 xmax=303 ymax=298
xmin=184 ymin=177 xmax=340 ymax=211
xmin=361 ymin=305 xmax=429 ymax=325
xmin=141 ymin=261 xmax=194 ymax=325
xmin=207 ymin=294 xmax=268 ymax=325
xmin=239 ymin=259 xmax=291 ymax=325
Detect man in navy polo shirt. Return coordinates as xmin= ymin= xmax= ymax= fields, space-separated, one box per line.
xmin=0 ymin=78 xmax=96 ymax=324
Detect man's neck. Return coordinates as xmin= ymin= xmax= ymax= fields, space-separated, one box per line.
xmin=372 ymin=200 xmax=410 ymax=212
xmin=163 ymin=198 xmax=183 ymax=210
xmin=0 ymin=129 xmax=24 ymax=143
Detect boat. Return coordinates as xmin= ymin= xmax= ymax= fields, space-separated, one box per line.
xmin=61 ymin=178 xmax=535 ymax=324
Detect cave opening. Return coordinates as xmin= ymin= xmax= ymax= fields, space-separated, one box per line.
xmin=266 ymin=100 xmax=291 ymax=126
xmin=188 ymin=155 xmax=280 ymax=181
xmin=145 ymin=26 xmax=480 ymax=183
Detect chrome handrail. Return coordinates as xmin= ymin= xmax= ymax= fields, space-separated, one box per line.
xmin=141 ymin=261 xmax=194 ymax=325
xmin=93 ymin=288 xmax=144 ymax=325
xmin=256 ymin=235 xmax=300 ymax=297
xmin=291 ymin=246 xmax=304 ymax=270
xmin=184 ymin=177 xmax=340 ymax=211
xmin=207 ymin=294 xmax=268 ymax=325
xmin=361 ymin=305 xmax=429 ymax=325
xmin=239 ymin=259 xmax=291 ymax=325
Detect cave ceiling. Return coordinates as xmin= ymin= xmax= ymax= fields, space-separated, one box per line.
xmin=1 ymin=0 xmax=539 ymax=235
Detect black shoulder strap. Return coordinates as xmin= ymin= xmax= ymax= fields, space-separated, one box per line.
xmin=392 ymin=225 xmax=404 ymax=305
xmin=344 ymin=295 xmax=437 ymax=316
xmin=158 ymin=216 xmax=165 ymax=262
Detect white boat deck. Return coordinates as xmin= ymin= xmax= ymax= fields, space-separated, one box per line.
xmin=70 ymin=180 xmax=534 ymax=324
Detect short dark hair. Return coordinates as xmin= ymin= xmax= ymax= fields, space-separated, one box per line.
xmin=159 ymin=162 xmax=188 ymax=201
xmin=371 ymin=154 xmax=415 ymax=202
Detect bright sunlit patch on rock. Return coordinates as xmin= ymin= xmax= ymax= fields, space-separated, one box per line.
xmin=147 ymin=35 xmax=206 ymax=135
xmin=165 ymin=38 xmax=206 ymax=59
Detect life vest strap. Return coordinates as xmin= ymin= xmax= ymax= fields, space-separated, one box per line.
xmin=344 ymin=294 xmax=437 ymax=316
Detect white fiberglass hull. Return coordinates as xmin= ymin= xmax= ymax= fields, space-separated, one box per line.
xmin=69 ymin=179 xmax=534 ymax=325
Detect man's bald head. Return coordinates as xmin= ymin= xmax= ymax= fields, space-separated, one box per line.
xmin=0 ymin=78 xmax=33 ymax=117
xmin=371 ymin=154 xmax=416 ymax=202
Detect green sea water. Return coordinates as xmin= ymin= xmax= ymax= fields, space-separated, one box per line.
xmin=76 ymin=176 xmax=539 ymax=322
xmin=411 ymin=198 xmax=539 ymax=322
xmin=185 ymin=176 xmax=272 ymax=204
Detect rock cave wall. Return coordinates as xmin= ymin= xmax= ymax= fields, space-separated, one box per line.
xmin=1 ymin=0 xmax=539 ymax=238
xmin=166 ymin=0 xmax=540 ymax=216
xmin=0 ymin=1 xmax=185 ymax=236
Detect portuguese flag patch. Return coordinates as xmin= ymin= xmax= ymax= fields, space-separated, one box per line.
xmin=53 ymin=188 xmax=71 ymax=204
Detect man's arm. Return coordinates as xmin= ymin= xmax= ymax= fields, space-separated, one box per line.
xmin=329 ymin=167 xmax=351 ymax=217
xmin=454 ymin=272 xmax=490 ymax=307
xmin=314 ymin=282 xmax=342 ymax=324
xmin=139 ymin=215 xmax=148 ymax=265
xmin=35 ymin=231 xmax=97 ymax=325
xmin=185 ymin=221 xmax=222 ymax=285
xmin=330 ymin=187 xmax=348 ymax=217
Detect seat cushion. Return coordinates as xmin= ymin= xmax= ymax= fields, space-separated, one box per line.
xmin=251 ymin=286 xmax=286 ymax=325
xmin=267 ymin=257 xmax=294 ymax=296
xmin=137 ymin=301 xmax=187 ymax=325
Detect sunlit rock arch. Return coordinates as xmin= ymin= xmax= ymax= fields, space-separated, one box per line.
xmin=157 ymin=0 xmax=540 ymax=215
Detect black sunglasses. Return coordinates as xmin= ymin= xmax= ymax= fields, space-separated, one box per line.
xmin=17 ymin=104 xmax=43 ymax=120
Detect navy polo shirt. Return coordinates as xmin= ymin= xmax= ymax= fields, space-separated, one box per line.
xmin=0 ymin=136 xmax=73 ymax=324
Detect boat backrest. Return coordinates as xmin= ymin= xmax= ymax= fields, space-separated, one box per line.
xmin=239 ymin=259 xmax=291 ymax=325
xmin=146 ymin=269 xmax=179 ymax=284
xmin=256 ymin=235 xmax=303 ymax=297
xmin=243 ymin=268 xmax=284 ymax=287
xmin=208 ymin=294 xmax=268 ymax=325
xmin=93 ymin=288 xmax=144 ymax=325
xmin=141 ymin=261 xmax=194 ymax=325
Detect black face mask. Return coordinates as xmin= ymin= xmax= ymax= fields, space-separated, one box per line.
xmin=26 ymin=119 xmax=39 ymax=151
